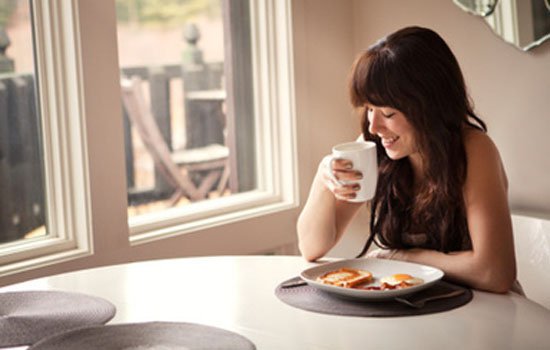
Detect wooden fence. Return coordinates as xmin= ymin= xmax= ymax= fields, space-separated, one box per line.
xmin=0 ymin=60 xmax=225 ymax=243
xmin=121 ymin=63 xmax=225 ymax=204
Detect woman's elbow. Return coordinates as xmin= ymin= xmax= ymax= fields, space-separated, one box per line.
xmin=479 ymin=267 xmax=517 ymax=294
xmin=301 ymin=252 xmax=320 ymax=263
xmin=484 ymin=281 xmax=513 ymax=294
xmin=297 ymin=241 xmax=322 ymax=262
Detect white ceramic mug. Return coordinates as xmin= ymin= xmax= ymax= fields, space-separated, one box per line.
xmin=328 ymin=141 xmax=378 ymax=203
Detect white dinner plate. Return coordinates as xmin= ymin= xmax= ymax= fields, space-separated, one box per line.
xmin=301 ymin=258 xmax=444 ymax=301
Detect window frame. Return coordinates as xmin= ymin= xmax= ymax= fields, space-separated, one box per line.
xmin=0 ymin=0 xmax=93 ymax=275
xmin=127 ymin=0 xmax=298 ymax=244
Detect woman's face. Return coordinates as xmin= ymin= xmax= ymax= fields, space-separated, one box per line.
xmin=367 ymin=104 xmax=419 ymax=162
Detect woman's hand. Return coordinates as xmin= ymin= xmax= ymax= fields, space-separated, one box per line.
xmin=296 ymin=155 xmax=365 ymax=262
xmin=366 ymin=248 xmax=399 ymax=260
xmin=320 ymin=155 xmax=364 ymax=201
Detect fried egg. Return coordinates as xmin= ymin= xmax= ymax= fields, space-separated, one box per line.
xmin=380 ymin=273 xmax=423 ymax=286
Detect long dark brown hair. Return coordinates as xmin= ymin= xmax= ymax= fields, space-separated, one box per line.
xmin=350 ymin=26 xmax=487 ymax=256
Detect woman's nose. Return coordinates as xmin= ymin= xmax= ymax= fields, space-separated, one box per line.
xmin=368 ymin=111 xmax=383 ymax=135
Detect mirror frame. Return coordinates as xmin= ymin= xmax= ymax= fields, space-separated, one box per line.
xmin=453 ymin=0 xmax=550 ymax=51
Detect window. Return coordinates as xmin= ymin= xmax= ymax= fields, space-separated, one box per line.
xmin=0 ymin=0 xmax=296 ymax=279
xmin=117 ymin=0 xmax=297 ymax=244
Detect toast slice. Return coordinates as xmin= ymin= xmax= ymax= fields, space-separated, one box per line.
xmin=316 ymin=267 xmax=373 ymax=288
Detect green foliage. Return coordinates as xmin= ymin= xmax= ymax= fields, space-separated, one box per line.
xmin=116 ymin=0 xmax=220 ymax=28
xmin=0 ymin=0 xmax=17 ymax=27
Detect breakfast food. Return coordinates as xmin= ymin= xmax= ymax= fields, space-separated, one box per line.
xmin=355 ymin=273 xmax=424 ymax=290
xmin=316 ymin=268 xmax=424 ymax=291
xmin=316 ymin=267 xmax=373 ymax=288
xmin=380 ymin=273 xmax=423 ymax=287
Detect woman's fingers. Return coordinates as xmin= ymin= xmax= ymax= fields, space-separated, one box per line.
xmin=332 ymin=158 xmax=352 ymax=170
xmin=320 ymin=156 xmax=363 ymax=200
xmin=333 ymin=159 xmax=362 ymax=180
xmin=333 ymin=182 xmax=361 ymax=200
xmin=366 ymin=248 xmax=398 ymax=260
xmin=333 ymin=169 xmax=363 ymax=182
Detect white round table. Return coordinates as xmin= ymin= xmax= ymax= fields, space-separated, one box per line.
xmin=2 ymin=256 xmax=550 ymax=349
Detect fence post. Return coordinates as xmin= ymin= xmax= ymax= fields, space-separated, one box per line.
xmin=2 ymin=76 xmax=41 ymax=241
xmin=0 ymin=28 xmax=14 ymax=73
xmin=148 ymin=67 xmax=173 ymax=197
xmin=12 ymin=76 xmax=41 ymax=236
xmin=182 ymin=23 xmax=203 ymax=66
xmin=181 ymin=23 xmax=224 ymax=149
xmin=23 ymin=74 xmax=44 ymax=232
xmin=0 ymin=79 xmax=16 ymax=242
xmin=122 ymin=100 xmax=135 ymax=190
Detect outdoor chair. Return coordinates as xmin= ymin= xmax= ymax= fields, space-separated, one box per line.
xmin=120 ymin=76 xmax=230 ymax=205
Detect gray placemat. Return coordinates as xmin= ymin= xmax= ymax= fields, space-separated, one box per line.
xmin=27 ymin=321 xmax=256 ymax=350
xmin=0 ymin=290 xmax=116 ymax=347
xmin=275 ymin=277 xmax=472 ymax=317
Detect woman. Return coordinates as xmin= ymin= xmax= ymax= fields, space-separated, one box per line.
xmin=297 ymin=26 xmax=518 ymax=294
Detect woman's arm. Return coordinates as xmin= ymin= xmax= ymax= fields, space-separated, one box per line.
xmin=393 ymin=130 xmax=516 ymax=293
xmin=297 ymin=158 xmax=364 ymax=261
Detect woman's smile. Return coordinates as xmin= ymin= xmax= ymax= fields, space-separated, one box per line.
xmin=381 ymin=135 xmax=400 ymax=149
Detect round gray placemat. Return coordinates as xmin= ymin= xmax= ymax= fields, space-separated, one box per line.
xmin=275 ymin=277 xmax=472 ymax=317
xmin=27 ymin=321 xmax=256 ymax=350
xmin=0 ymin=290 xmax=116 ymax=347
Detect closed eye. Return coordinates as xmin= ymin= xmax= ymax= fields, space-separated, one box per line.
xmin=382 ymin=112 xmax=395 ymax=118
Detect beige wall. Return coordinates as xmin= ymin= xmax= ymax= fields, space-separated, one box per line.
xmin=293 ymin=0 xmax=550 ymax=256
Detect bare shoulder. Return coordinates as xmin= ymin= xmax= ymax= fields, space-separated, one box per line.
xmin=463 ymin=128 xmax=498 ymax=157
xmin=462 ymin=127 xmax=508 ymax=190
